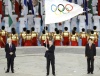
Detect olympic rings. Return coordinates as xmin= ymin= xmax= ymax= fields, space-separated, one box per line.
xmin=65 ymin=4 xmax=73 ymax=12
xmin=58 ymin=4 xmax=65 ymax=12
xmin=51 ymin=4 xmax=73 ymax=15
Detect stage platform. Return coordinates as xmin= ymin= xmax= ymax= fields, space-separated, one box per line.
xmin=0 ymin=46 xmax=100 ymax=76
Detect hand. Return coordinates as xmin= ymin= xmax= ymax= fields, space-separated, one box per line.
xmin=44 ymin=40 xmax=46 ymax=43
xmin=94 ymin=56 xmax=96 ymax=60
xmin=9 ymin=52 xmax=13 ymax=55
xmin=85 ymin=56 xmax=87 ymax=58
xmin=45 ymin=40 xmax=47 ymax=43
xmin=46 ymin=48 xmax=48 ymax=50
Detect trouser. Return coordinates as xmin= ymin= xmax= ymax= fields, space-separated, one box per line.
xmin=46 ymin=58 xmax=55 ymax=75
xmin=87 ymin=57 xmax=94 ymax=73
xmin=7 ymin=57 xmax=14 ymax=72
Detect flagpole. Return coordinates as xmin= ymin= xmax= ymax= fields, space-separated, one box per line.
xmin=83 ymin=0 xmax=88 ymax=31
xmin=44 ymin=0 xmax=47 ymax=48
xmin=45 ymin=24 xmax=47 ymax=48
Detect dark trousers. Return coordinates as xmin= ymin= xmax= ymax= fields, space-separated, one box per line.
xmin=7 ymin=57 xmax=14 ymax=72
xmin=87 ymin=57 xmax=94 ymax=73
xmin=46 ymin=58 xmax=55 ymax=75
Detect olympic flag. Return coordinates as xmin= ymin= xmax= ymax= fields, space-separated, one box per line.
xmin=45 ymin=0 xmax=84 ymax=24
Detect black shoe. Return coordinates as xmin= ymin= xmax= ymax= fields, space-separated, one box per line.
xmin=12 ymin=71 xmax=14 ymax=73
xmin=53 ymin=74 xmax=56 ymax=76
xmin=5 ymin=71 xmax=9 ymax=73
xmin=87 ymin=72 xmax=90 ymax=74
xmin=91 ymin=72 xmax=93 ymax=74
xmin=53 ymin=73 xmax=56 ymax=76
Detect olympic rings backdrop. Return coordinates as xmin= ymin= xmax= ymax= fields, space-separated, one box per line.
xmin=45 ymin=0 xmax=84 ymax=24
xmin=51 ymin=4 xmax=73 ymax=15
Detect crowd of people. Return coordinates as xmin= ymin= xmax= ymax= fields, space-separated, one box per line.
xmin=0 ymin=25 xmax=99 ymax=47
xmin=0 ymin=0 xmax=100 ymax=47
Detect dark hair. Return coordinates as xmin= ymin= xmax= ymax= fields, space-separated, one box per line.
xmin=88 ymin=38 xmax=93 ymax=41
xmin=72 ymin=30 xmax=75 ymax=35
xmin=64 ymin=27 xmax=68 ymax=31
xmin=12 ymin=30 xmax=16 ymax=34
xmin=1 ymin=26 xmax=5 ymax=30
xmin=91 ymin=30 xmax=94 ymax=34
xmin=56 ymin=30 xmax=59 ymax=34
xmin=73 ymin=27 xmax=77 ymax=31
xmin=11 ymin=28 xmax=15 ymax=32
xmin=55 ymin=28 xmax=58 ymax=32
xmin=31 ymin=27 xmax=35 ymax=31
xmin=27 ymin=30 xmax=30 ymax=34
xmin=82 ymin=28 xmax=85 ymax=32
xmin=42 ymin=30 xmax=45 ymax=34
xmin=93 ymin=26 xmax=97 ymax=30
xmin=23 ymin=27 xmax=27 ymax=31
xmin=44 ymin=26 xmax=48 ymax=30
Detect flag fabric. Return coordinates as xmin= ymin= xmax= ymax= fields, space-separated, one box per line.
xmin=27 ymin=0 xmax=31 ymax=13
xmin=15 ymin=0 xmax=20 ymax=16
xmin=98 ymin=0 xmax=100 ymax=16
xmin=23 ymin=0 xmax=28 ymax=15
xmin=27 ymin=0 xmax=34 ymax=14
xmin=68 ymin=0 xmax=72 ymax=2
xmin=38 ymin=2 xmax=41 ymax=16
xmin=8 ymin=0 xmax=13 ymax=27
xmin=83 ymin=0 xmax=88 ymax=26
xmin=74 ymin=0 xmax=77 ymax=4
xmin=88 ymin=0 xmax=93 ymax=14
xmin=0 ymin=0 xmax=3 ymax=18
xmin=45 ymin=0 xmax=84 ymax=24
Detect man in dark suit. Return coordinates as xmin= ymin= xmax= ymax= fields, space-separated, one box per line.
xmin=85 ymin=38 xmax=96 ymax=74
xmin=5 ymin=38 xmax=16 ymax=73
xmin=44 ymin=40 xmax=55 ymax=76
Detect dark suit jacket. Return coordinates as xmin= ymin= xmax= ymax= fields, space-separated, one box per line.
xmin=43 ymin=43 xmax=55 ymax=59
xmin=85 ymin=43 xmax=96 ymax=58
xmin=5 ymin=43 xmax=16 ymax=58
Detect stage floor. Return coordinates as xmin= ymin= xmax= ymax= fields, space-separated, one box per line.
xmin=0 ymin=52 xmax=100 ymax=76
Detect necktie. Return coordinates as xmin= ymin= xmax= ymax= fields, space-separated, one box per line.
xmin=90 ymin=46 xmax=91 ymax=49
xmin=89 ymin=44 xmax=92 ymax=49
xmin=10 ymin=44 xmax=12 ymax=51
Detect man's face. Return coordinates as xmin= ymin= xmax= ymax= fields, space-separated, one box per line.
xmin=8 ymin=39 xmax=12 ymax=44
xmin=88 ymin=40 xmax=92 ymax=44
xmin=49 ymin=41 xmax=52 ymax=45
